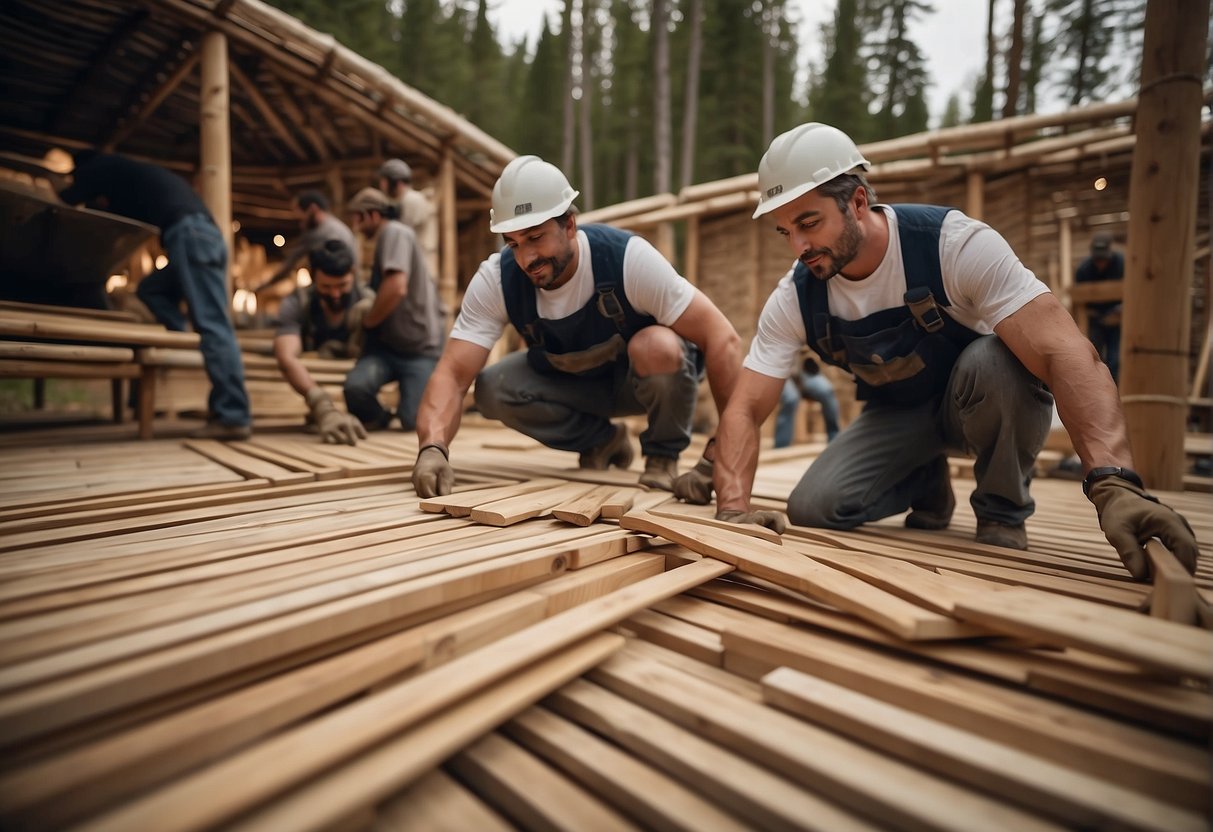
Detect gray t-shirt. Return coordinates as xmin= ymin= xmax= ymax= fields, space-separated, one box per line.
xmin=272 ymin=214 xmax=359 ymax=283
xmin=369 ymin=220 xmax=445 ymax=357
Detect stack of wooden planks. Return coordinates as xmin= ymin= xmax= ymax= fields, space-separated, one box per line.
xmin=0 ymin=420 xmax=1208 ymax=831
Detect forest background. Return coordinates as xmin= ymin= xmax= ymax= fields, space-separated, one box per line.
xmin=267 ymin=0 xmax=1191 ymax=209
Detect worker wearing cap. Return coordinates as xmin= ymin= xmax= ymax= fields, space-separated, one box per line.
xmin=697 ymin=123 xmax=1197 ymax=581
xmin=343 ymin=187 xmax=445 ymax=431
xmin=1074 ymin=232 xmax=1124 ymax=383
xmin=411 ymin=155 xmax=741 ymax=497
xmin=378 ymin=159 xmax=438 ymax=278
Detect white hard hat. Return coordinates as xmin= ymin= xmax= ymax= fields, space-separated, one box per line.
xmin=490 ymin=155 xmax=580 ymax=234
xmin=752 ymin=123 xmax=870 ymax=219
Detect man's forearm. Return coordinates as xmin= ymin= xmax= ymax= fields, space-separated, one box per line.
xmin=415 ymin=373 xmax=467 ymax=449
xmin=703 ymin=335 xmax=742 ymax=417
xmin=1046 ymin=350 xmax=1133 ymax=472
xmin=364 ymin=272 xmax=406 ymax=328
xmin=279 ymin=356 xmax=317 ymax=398
xmin=713 ymin=408 xmax=761 ymax=512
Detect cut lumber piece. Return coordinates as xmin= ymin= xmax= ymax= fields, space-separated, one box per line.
xmin=1146 ymin=540 xmax=1199 ymax=624
xmin=622 ymin=639 xmax=764 ymax=703
xmin=588 ymin=652 xmax=1061 ymax=832
xmin=598 ymin=486 xmax=638 ymax=519
xmin=418 ymin=478 xmax=561 ymax=516
xmin=650 ymin=505 xmax=783 ymax=544
xmin=470 ymin=482 xmax=598 ymax=526
xmin=0 ymin=359 xmax=141 ymax=379
xmin=719 ymin=613 xmax=1210 ymax=810
xmin=623 ymin=609 xmax=724 ymax=665
xmin=551 ymin=483 xmax=626 ymax=526
xmin=0 ymin=313 xmax=200 ymax=348
xmin=547 ymin=679 xmax=877 ymax=832
xmin=762 ymin=668 xmax=1206 ymax=832
xmin=0 ymin=590 xmax=557 ymax=828
xmin=504 ymin=704 xmax=751 ymax=832
xmin=0 ymin=342 xmax=135 ymax=362
xmin=182 ymin=439 xmax=315 ymax=484
xmin=226 ymin=440 xmax=343 ymax=479
xmin=448 ymin=732 xmax=641 ymax=831
xmin=530 ymin=553 xmax=664 ymax=614
xmin=375 ymin=769 xmax=513 ymax=832
xmin=953 ymin=586 xmax=1213 ymax=678
xmin=220 ymin=635 xmax=626 ymax=832
xmin=621 ymin=511 xmax=972 ymax=640
xmin=69 ymin=561 xmax=730 ymax=832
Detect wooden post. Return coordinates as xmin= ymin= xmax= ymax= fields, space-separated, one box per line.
xmin=654 ymin=222 xmax=676 ymax=264
xmin=438 ymin=143 xmax=458 ymax=330
xmin=199 ymin=30 xmax=233 ymax=295
xmin=1120 ymin=0 xmax=1210 ymax=490
xmin=965 ymin=171 xmax=984 ymax=220
xmin=684 ymin=216 xmax=700 ymax=286
xmin=1057 ymin=211 xmax=1074 ymax=316
xmin=326 ymin=167 xmax=344 ymax=216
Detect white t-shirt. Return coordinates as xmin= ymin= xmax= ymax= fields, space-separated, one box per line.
xmin=744 ymin=206 xmax=1050 ymax=379
xmin=450 ymin=229 xmax=697 ymax=350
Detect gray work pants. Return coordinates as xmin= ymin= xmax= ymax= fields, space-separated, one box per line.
xmin=787 ymin=336 xmax=1053 ymax=528
xmin=474 ymin=346 xmax=701 ymax=459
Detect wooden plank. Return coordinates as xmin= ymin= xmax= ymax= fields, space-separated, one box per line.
xmin=470 ymin=483 xmax=598 ymax=527
xmin=620 ymin=511 xmax=971 ymax=641
xmin=183 ymin=439 xmax=315 ymax=485
xmin=448 ymin=732 xmax=640 ymax=831
xmin=375 ymin=769 xmax=512 ymax=832
xmin=623 ymin=609 xmax=724 ymax=665
xmin=0 ymin=478 xmax=272 ymax=526
xmin=69 ymin=561 xmax=730 ymax=832
xmin=763 ymin=668 xmax=1206 ymax=832
xmin=599 ymin=486 xmax=638 ymax=519
xmin=650 ymin=504 xmax=784 ymax=545
xmin=1146 ymin=539 xmax=1199 ymax=624
xmin=551 ymin=483 xmax=625 ymax=526
xmin=0 ymin=342 xmax=134 ymax=362
xmin=0 ymin=313 xmax=200 ymax=349
xmin=953 ymin=587 xmax=1213 ymax=678
xmin=419 ymin=478 xmax=559 ymax=516
xmin=587 ymin=653 xmax=1061 ymax=832
xmin=226 ymin=440 xmax=343 ymax=479
xmin=0 ymin=360 xmax=141 ymax=380
xmin=530 ymin=553 xmax=664 ymax=614
xmin=548 ymin=679 xmax=877 ymax=832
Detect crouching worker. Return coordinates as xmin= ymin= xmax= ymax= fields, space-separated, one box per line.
xmin=273 ymin=240 xmax=373 ymax=445
xmin=411 ymin=155 xmax=741 ymax=498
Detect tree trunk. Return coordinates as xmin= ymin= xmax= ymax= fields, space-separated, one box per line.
xmin=1072 ymin=0 xmax=1094 ymax=105
xmin=562 ymin=0 xmax=575 ymax=173
xmin=679 ymin=0 xmax=702 ymax=189
xmin=762 ymin=1 xmax=775 ymax=145
xmin=578 ymin=0 xmax=595 ymax=209
xmin=652 ymin=0 xmax=671 ymax=194
xmin=1003 ymin=0 xmax=1026 ymax=117
xmin=1120 ymin=0 xmax=1210 ymax=489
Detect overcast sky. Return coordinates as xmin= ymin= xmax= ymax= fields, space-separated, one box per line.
xmin=487 ymin=0 xmax=1007 ymax=127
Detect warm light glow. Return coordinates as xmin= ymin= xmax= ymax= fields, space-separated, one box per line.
xmin=1093 ymin=177 xmax=1108 ymax=191
xmin=105 ymin=274 xmax=129 ymax=293
xmin=43 ymin=148 xmax=74 ymax=174
xmin=232 ymin=220 xmax=241 ymax=233
xmin=296 ymin=268 xmax=312 ymax=287
xmin=155 ymin=254 xmax=169 ymax=269
xmin=273 ymin=234 xmax=286 ymax=247
xmin=141 ymin=252 xmax=153 ymax=274
xmin=232 ymin=289 xmax=258 ymax=316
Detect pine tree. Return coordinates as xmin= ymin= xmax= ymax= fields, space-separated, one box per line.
xmin=939 ymin=92 xmax=964 ymax=127
xmin=1044 ymin=0 xmax=1138 ymax=105
xmin=862 ymin=0 xmax=933 ymax=140
xmin=971 ymin=0 xmax=997 ymax=122
xmin=808 ymin=0 xmax=872 ymax=141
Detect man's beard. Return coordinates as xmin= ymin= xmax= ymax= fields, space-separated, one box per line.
xmin=320 ymin=292 xmax=351 ymax=313
xmin=800 ymin=210 xmax=862 ymax=280
xmin=527 ymin=248 xmax=575 ymax=290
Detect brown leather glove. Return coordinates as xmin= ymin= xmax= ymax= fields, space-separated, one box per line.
xmin=413 ymin=444 xmax=454 ymax=498
xmin=673 ymin=439 xmax=715 ymax=505
xmin=1088 ymin=476 xmax=1198 ymax=580
xmin=305 ymin=387 xmax=367 ymax=446
xmin=716 ymin=508 xmax=788 ymax=535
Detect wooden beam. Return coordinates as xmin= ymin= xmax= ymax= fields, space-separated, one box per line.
xmin=50 ymin=9 xmax=148 ymax=135
xmin=439 ymin=143 xmax=458 ymax=329
xmin=965 ymin=171 xmax=984 ymax=220
xmin=105 ymin=50 xmax=200 ymax=152
xmin=199 ymin=30 xmax=233 ymax=282
xmin=228 ymin=60 xmax=308 ymax=161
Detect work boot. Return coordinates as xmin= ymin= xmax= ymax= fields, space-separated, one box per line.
xmin=975 ymin=520 xmax=1028 ymax=550
xmin=190 ymin=421 xmax=252 ymax=440
xmin=579 ymin=422 xmax=635 ymax=470
xmin=639 ymin=456 xmax=678 ymax=491
xmin=905 ymin=455 xmax=955 ymax=530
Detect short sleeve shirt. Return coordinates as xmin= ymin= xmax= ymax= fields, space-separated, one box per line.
xmin=369 ymin=220 xmax=444 ymax=357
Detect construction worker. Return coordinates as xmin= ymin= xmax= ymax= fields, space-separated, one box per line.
xmin=1074 ymin=231 xmax=1124 ymax=384
xmin=377 ymin=158 xmax=438 ymax=277
xmin=695 ymin=123 xmax=1198 ymax=581
xmin=411 ymin=155 xmax=741 ymax=497
xmin=272 ymin=240 xmax=373 ymax=445
xmin=774 ymin=357 xmax=840 ymax=447
xmin=344 ymin=187 xmax=445 ymax=431
xmin=257 ymin=191 xmax=358 ymax=293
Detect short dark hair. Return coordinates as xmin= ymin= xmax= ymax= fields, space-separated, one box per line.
xmin=296 ymin=191 xmax=329 ymax=212
xmin=802 ymin=356 xmax=821 ymax=376
xmin=816 ymin=172 xmax=876 ymax=213
xmin=309 ymin=239 xmax=354 ymax=278
xmin=72 ymin=148 xmax=100 ymax=169
xmin=552 ymin=207 xmax=578 ymax=228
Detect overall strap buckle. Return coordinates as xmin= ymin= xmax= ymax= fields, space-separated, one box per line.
xmin=904 ymin=286 xmax=945 ymax=333
xmin=596 ymin=287 xmax=628 ymax=334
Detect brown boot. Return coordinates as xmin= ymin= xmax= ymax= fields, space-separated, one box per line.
xmin=905 ymin=455 xmax=955 ymax=530
xmin=639 ymin=456 xmax=678 ymax=491
xmin=976 ymin=520 xmax=1028 ymax=550
xmin=579 ymin=423 xmax=634 ymax=470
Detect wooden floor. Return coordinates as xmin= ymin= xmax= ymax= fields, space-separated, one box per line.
xmin=0 ymin=418 xmax=1208 ymax=831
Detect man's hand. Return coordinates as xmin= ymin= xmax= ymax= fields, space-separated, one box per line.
xmin=1088 ymin=476 xmax=1199 ymax=580
xmin=413 ymin=444 xmax=454 ymax=498
xmin=716 ymin=508 xmax=788 ymax=534
xmin=306 ymin=387 xmax=367 ymax=445
xmin=673 ymin=439 xmax=715 ymax=505
xmin=345 ymin=296 xmax=376 ymax=357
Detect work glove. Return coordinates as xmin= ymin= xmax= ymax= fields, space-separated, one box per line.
xmin=413 ymin=444 xmax=454 ymax=498
xmin=1088 ymin=476 xmax=1198 ymax=581
xmin=673 ymin=439 xmax=715 ymax=505
xmin=716 ymin=508 xmax=788 ymax=535
xmin=345 ymin=296 xmax=376 ymax=357
xmin=305 ymin=387 xmax=367 ymax=446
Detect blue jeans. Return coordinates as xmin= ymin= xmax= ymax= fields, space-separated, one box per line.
xmin=1088 ymin=317 xmax=1121 ymax=385
xmin=473 ymin=345 xmax=701 ymax=459
xmin=774 ymin=374 xmax=841 ymax=447
xmin=344 ymin=350 xmax=438 ymax=430
xmin=137 ymin=214 xmax=250 ymax=426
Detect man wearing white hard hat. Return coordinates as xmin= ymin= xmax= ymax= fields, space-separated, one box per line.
xmin=411 ymin=155 xmax=741 ymax=496
xmin=697 ymin=123 xmax=1197 ymax=581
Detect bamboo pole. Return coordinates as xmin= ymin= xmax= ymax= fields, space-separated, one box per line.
xmin=965 ymin=172 xmax=984 ymax=220
xmin=1120 ymin=0 xmax=1210 ymax=490
xmin=199 ymin=30 xmax=233 ymax=295
xmin=1057 ymin=210 xmax=1074 ymax=316
xmin=684 ymin=216 xmax=700 ymax=286
xmin=104 ymin=51 xmax=200 ymax=152
xmin=439 ymin=143 xmax=458 ymax=330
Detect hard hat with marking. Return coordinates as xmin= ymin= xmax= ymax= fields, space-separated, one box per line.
xmin=753 ymin=123 xmax=870 ymax=219
xmin=489 ymin=155 xmax=580 ymax=234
